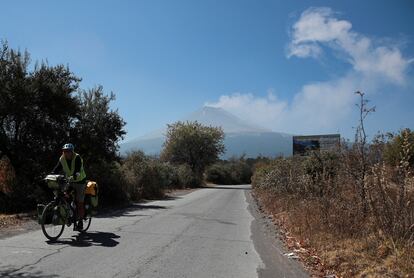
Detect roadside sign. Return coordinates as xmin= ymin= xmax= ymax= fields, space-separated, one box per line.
xmin=293 ymin=134 xmax=340 ymax=156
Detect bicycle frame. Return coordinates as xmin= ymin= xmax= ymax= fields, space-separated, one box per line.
xmin=41 ymin=175 xmax=92 ymax=240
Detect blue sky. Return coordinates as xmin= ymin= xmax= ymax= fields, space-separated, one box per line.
xmin=1 ymin=0 xmax=413 ymax=141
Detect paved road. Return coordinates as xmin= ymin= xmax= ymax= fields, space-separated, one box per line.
xmin=0 ymin=185 xmax=308 ymax=278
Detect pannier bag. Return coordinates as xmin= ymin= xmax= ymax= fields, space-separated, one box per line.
xmin=37 ymin=204 xmax=50 ymax=224
xmin=37 ymin=204 xmax=66 ymax=225
xmin=85 ymin=181 xmax=99 ymax=215
xmin=45 ymin=174 xmax=62 ymax=190
xmin=85 ymin=181 xmax=98 ymax=196
xmin=52 ymin=205 xmax=67 ymax=225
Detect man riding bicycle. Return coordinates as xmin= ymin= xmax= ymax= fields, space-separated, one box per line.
xmin=51 ymin=143 xmax=87 ymax=231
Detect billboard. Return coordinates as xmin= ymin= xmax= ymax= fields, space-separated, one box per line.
xmin=293 ymin=134 xmax=340 ymax=156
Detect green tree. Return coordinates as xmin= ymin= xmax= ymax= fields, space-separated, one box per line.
xmin=0 ymin=42 xmax=80 ymax=174
xmin=69 ymin=87 xmax=127 ymax=207
xmin=0 ymin=41 xmax=127 ymax=210
xmin=71 ymin=86 xmax=126 ymax=163
xmin=0 ymin=41 xmax=81 ymax=210
xmin=161 ymin=121 xmax=225 ymax=185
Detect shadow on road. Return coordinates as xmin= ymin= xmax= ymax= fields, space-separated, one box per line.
xmin=204 ymin=185 xmax=251 ymax=190
xmin=46 ymin=231 xmax=120 ymax=248
xmin=176 ymin=213 xmax=237 ymax=226
xmin=96 ymin=203 xmax=168 ymax=219
xmin=0 ymin=265 xmax=58 ymax=278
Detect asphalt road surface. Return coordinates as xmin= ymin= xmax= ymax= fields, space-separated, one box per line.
xmin=0 ymin=185 xmax=308 ymax=278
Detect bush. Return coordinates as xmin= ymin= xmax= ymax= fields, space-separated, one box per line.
xmin=176 ymin=164 xmax=200 ymax=187
xmin=205 ymin=163 xmax=230 ymax=184
xmin=205 ymin=158 xmax=252 ymax=185
xmin=252 ymin=156 xmax=307 ymax=194
xmin=121 ymin=151 xmax=156 ymax=200
xmin=303 ymin=151 xmax=341 ymax=197
xmin=154 ymin=162 xmax=179 ymax=189
xmin=87 ymin=160 xmax=128 ymax=207
xmin=121 ymin=151 xmax=198 ymax=200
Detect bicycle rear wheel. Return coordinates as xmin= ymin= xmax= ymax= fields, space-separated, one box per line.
xmin=41 ymin=202 xmax=65 ymax=241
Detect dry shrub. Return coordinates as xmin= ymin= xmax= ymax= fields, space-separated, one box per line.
xmin=121 ymin=151 xmax=199 ymax=201
xmin=366 ymin=129 xmax=414 ymax=262
xmin=365 ymin=130 xmax=414 ymax=275
xmin=252 ymin=143 xmax=414 ymax=277
xmin=252 ymin=156 xmax=308 ymax=194
xmin=205 ymin=157 xmax=252 ymax=185
xmin=176 ymin=163 xmax=200 ymax=188
xmin=121 ymin=151 xmax=166 ymax=200
xmin=367 ymin=163 xmax=414 ymax=241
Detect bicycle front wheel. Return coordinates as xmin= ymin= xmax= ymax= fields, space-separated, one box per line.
xmin=79 ymin=217 xmax=92 ymax=232
xmin=41 ymin=202 xmax=65 ymax=241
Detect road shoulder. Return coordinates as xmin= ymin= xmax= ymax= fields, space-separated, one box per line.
xmin=246 ymin=190 xmax=309 ymax=278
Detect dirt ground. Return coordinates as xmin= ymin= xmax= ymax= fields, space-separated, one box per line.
xmin=0 ymin=212 xmax=39 ymax=239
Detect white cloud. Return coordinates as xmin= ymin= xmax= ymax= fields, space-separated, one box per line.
xmin=207 ymin=7 xmax=412 ymax=135
xmin=288 ymin=7 xmax=411 ymax=84
xmin=206 ymin=74 xmax=358 ymax=134
xmin=206 ymin=91 xmax=288 ymax=129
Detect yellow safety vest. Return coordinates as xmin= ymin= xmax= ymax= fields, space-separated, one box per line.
xmin=59 ymin=152 xmax=87 ymax=182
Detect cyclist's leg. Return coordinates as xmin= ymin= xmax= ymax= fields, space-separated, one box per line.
xmin=73 ymin=183 xmax=86 ymax=220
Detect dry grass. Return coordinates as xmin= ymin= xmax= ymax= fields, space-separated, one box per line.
xmin=254 ymin=187 xmax=414 ymax=278
xmin=0 ymin=214 xmax=25 ymax=228
xmin=252 ymin=130 xmax=414 ymax=277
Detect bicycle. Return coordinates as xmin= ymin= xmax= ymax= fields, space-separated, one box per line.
xmin=39 ymin=174 xmax=92 ymax=241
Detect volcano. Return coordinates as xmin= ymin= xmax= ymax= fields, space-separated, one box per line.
xmin=120 ymin=106 xmax=292 ymax=158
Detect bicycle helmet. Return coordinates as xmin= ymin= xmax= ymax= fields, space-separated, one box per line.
xmin=62 ymin=143 xmax=74 ymax=151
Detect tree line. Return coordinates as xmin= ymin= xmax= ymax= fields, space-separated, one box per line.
xmin=0 ymin=41 xmax=235 ymax=213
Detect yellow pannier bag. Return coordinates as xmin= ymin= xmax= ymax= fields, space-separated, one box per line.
xmin=85 ymin=181 xmax=98 ymax=196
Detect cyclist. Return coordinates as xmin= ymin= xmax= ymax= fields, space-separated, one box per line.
xmin=51 ymin=143 xmax=87 ymax=230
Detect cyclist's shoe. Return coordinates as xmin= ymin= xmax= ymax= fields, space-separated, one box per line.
xmin=65 ymin=215 xmax=72 ymax=227
xmin=76 ymin=220 xmax=83 ymax=231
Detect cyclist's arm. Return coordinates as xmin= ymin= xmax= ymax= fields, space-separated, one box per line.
xmin=51 ymin=160 xmax=62 ymax=174
xmin=73 ymin=156 xmax=82 ymax=177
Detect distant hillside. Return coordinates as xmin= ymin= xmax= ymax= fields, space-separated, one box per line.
xmin=120 ymin=106 xmax=292 ymax=158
